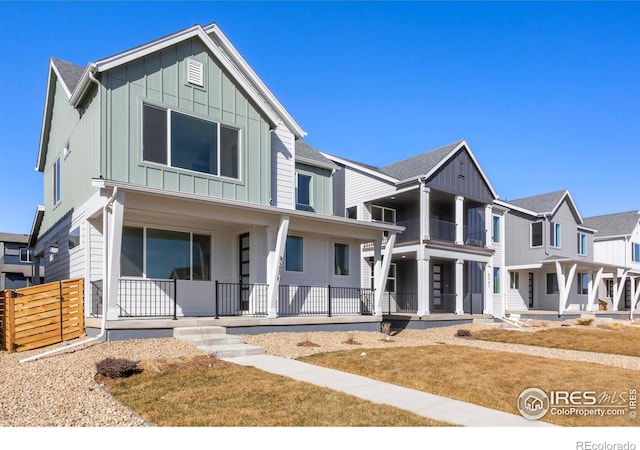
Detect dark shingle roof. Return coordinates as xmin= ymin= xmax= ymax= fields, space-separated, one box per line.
xmin=583 ymin=210 xmax=640 ymax=237
xmin=377 ymin=140 xmax=464 ymax=179
xmin=51 ymin=58 xmax=85 ymax=94
xmin=295 ymin=140 xmax=339 ymax=170
xmin=507 ymin=189 xmax=568 ymax=214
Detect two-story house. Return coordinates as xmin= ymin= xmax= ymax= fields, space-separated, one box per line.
xmin=0 ymin=232 xmax=44 ymax=290
xmin=496 ymin=189 xmax=624 ymax=316
xmin=325 ymin=139 xmax=503 ymax=320
xmin=30 ymin=23 xmax=401 ymax=339
xmin=583 ymin=210 xmax=640 ymax=316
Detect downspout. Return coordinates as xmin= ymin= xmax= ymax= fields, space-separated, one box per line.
xmin=20 ymin=187 xmax=119 ymax=363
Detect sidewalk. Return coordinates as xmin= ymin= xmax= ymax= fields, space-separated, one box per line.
xmin=223 ymin=354 xmax=555 ymax=427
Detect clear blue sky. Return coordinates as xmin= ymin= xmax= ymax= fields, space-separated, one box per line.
xmin=1 ymin=1 xmax=639 ymax=234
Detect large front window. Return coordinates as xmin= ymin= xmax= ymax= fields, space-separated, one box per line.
xmin=121 ymin=226 xmax=211 ymax=280
xmin=285 ymin=236 xmax=303 ymax=272
xmin=143 ymin=103 xmax=240 ymax=179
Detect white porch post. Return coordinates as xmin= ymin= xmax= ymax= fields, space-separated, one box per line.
xmin=266 ymin=216 xmax=289 ymax=318
xmin=106 ymin=190 xmax=125 ymax=320
xmin=587 ymin=268 xmax=604 ymax=312
xmin=556 ymin=261 xmax=577 ymax=316
xmin=613 ymin=269 xmax=629 ymax=312
xmin=420 ymin=184 xmax=430 ymax=241
xmin=484 ymin=262 xmax=493 ymax=315
xmin=417 ymin=253 xmax=430 ymax=316
xmin=455 ymin=259 xmax=464 ymax=314
xmin=374 ymin=232 xmax=396 ymax=316
xmin=455 ymin=195 xmax=464 ymax=245
xmin=484 ymin=204 xmax=493 ymax=248
xmin=373 ymin=239 xmax=382 ymax=315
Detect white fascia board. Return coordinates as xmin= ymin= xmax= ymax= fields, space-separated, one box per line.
xmin=91 ymin=178 xmax=404 ymax=236
xmin=358 ymin=184 xmax=419 ymax=206
xmin=577 ymin=224 xmax=597 ymax=233
xmin=296 ymin=155 xmax=338 ymax=171
xmin=495 ymin=200 xmax=540 ymax=218
xmin=36 ymin=63 xmax=58 ymax=172
xmin=415 ymin=140 xmax=499 ymax=199
xmin=28 ymin=205 xmax=45 ymax=249
xmin=320 ymin=152 xmax=399 ymax=184
xmin=593 ymin=234 xmax=630 ymax=242
xmin=505 ymin=264 xmax=543 ymax=271
xmin=204 ymin=23 xmax=306 ymax=139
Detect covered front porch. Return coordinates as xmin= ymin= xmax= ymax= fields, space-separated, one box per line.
xmin=84 ymin=180 xmax=402 ymax=332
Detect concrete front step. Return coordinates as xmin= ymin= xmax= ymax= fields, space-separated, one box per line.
xmin=199 ymin=343 xmax=266 ymax=358
xmin=173 ymin=326 xmax=227 ymax=339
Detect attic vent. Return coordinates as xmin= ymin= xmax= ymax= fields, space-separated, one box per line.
xmin=186 ymin=59 xmax=204 ymax=87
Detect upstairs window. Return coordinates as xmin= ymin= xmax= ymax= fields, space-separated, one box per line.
xmin=142 ymin=103 xmax=240 ymax=179
xmin=492 ymin=215 xmax=501 ymax=243
xmin=53 ymin=156 xmax=61 ymax=205
xmin=633 ymin=243 xmax=640 ymax=263
xmin=371 ymin=205 xmax=396 ymax=224
xmin=19 ymin=248 xmax=32 ymax=263
xmin=550 ymin=222 xmax=561 ymax=248
xmin=296 ymin=173 xmax=312 ymax=208
xmin=577 ymin=232 xmax=587 ymax=256
xmin=531 ymin=222 xmax=543 ymax=247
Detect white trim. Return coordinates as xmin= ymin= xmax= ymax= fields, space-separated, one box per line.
xmin=321 ymin=152 xmax=399 ymax=184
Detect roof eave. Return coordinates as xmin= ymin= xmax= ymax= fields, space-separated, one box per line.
xmin=28 ymin=205 xmax=45 ymax=248
xmin=321 ymin=152 xmax=399 ymax=184
xmin=296 ymin=155 xmax=339 ymax=171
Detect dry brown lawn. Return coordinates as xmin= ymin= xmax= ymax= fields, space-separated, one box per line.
xmin=300 ymin=344 xmax=640 ymax=427
xmin=104 ymin=355 xmax=449 ymax=427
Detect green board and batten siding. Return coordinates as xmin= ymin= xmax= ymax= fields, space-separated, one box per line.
xmin=295 ymin=163 xmax=333 ymax=216
xmin=40 ymin=79 xmax=101 ymax=235
xmin=102 ymin=37 xmax=272 ymax=205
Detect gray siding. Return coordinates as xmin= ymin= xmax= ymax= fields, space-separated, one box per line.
xmin=426 ymin=149 xmax=493 ymax=204
xmin=102 ymin=37 xmax=272 ymax=205
xmin=41 ymin=79 xmax=101 ymax=235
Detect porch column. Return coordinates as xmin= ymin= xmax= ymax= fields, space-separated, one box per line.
xmin=630 ymin=277 xmax=640 ymax=320
xmin=485 ymin=204 xmax=493 ymax=248
xmin=556 ymin=261 xmax=577 ymax=316
xmin=455 ymin=259 xmax=464 ymax=314
xmin=455 ymin=195 xmax=464 ymax=245
xmin=587 ymin=268 xmax=603 ymax=312
xmin=416 ymin=253 xmax=430 ymax=316
xmin=483 ymin=262 xmax=493 ymax=315
xmin=420 ymin=183 xmax=430 ymax=241
xmin=106 ymin=190 xmax=125 ymax=320
xmin=612 ymin=269 xmax=629 ymax=311
xmin=266 ymin=216 xmax=289 ymax=318
xmin=373 ymin=232 xmax=396 ymax=316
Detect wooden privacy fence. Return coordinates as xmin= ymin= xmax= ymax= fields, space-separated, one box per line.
xmin=0 ymin=278 xmax=84 ymax=353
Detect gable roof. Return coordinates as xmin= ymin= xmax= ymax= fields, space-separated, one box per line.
xmin=295 ymin=141 xmax=339 ymax=171
xmin=504 ymin=189 xmax=584 ymax=223
xmin=583 ymin=210 xmax=640 ymax=238
xmin=37 ymin=23 xmax=306 ymax=171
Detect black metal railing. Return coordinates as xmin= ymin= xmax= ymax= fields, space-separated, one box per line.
xmin=117 ymin=278 xmax=177 ymax=319
xmin=278 ymin=285 xmax=375 ymax=317
xmin=383 ymin=292 xmax=418 ymax=314
xmin=215 ymin=282 xmax=268 ymax=317
xmin=431 ymin=293 xmax=457 ymax=313
xmin=90 ymin=280 xmax=103 ymax=317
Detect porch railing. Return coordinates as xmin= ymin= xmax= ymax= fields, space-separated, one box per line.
xmin=278 ymin=285 xmax=375 ymax=317
xmin=382 ymin=292 xmax=418 ymax=314
xmin=215 ymin=282 xmax=268 ymax=317
xmin=118 ymin=279 xmax=177 ymax=319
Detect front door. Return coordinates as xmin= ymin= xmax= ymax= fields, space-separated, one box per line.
xmin=433 ymin=264 xmax=443 ymax=311
xmin=239 ymin=233 xmax=250 ymax=311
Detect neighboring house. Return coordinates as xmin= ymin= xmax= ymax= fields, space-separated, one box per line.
xmin=30 ymin=23 xmax=401 ymax=339
xmin=583 ymin=210 xmax=640 ymax=314
xmin=496 ymin=189 xmax=623 ymax=315
xmin=325 ymin=139 xmax=503 ymax=318
xmin=0 ymin=232 xmax=44 ymax=290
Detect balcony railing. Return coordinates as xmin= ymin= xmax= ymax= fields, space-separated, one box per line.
xmin=429 ymin=218 xmax=456 ymax=242
xmin=464 ymin=225 xmax=486 ymax=247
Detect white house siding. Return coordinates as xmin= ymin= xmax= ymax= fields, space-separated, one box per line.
xmin=271 ymin=126 xmax=295 ymax=209
xmin=506 ymin=271 xmax=528 ymax=311
xmin=343 ymin=166 xmax=395 ymax=210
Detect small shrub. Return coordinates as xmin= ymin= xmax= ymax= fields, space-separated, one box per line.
xmin=96 ymin=357 xmax=141 ymax=379
xmin=296 ymin=334 xmax=320 ymax=347
xmin=576 ymin=318 xmax=594 ymax=326
xmin=456 ymin=329 xmax=472 ymax=337
xmin=342 ymin=333 xmax=362 ymax=345
xmin=381 ymin=322 xmax=392 ymax=336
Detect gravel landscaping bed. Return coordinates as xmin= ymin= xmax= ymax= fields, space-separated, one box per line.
xmin=1 ymin=319 xmax=638 ymax=426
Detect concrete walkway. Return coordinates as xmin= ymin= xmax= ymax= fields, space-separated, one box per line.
xmin=223 ymin=354 xmax=555 ymax=427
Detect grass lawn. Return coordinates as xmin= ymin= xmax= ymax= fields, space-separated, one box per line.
xmin=473 ymin=323 xmax=640 ymax=357
xmin=299 ymin=343 xmax=639 ymax=427
xmin=103 ymin=355 xmax=449 ymax=427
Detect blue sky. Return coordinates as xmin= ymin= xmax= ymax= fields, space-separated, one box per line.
xmin=1 ymin=1 xmax=639 ymax=234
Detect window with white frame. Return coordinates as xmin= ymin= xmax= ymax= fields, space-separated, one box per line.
xmin=531 ymin=222 xmax=543 ymax=247
xmin=334 ymin=243 xmax=349 ymax=276
xmin=492 ymin=215 xmax=501 ymax=243
xmin=550 ymin=222 xmax=561 ymax=248
xmin=53 ymin=156 xmax=61 ymax=205
xmin=68 ymin=227 xmax=80 ymax=251
xmin=577 ymin=232 xmax=587 ymax=256
xmin=493 ymin=267 xmax=501 ymax=293
xmin=577 ymin=273 xmax=589 ymax=295
xmin=296 ymin=173 xmax=312 ymax=208
xmin=633 ymin=243 xmax=640 ymax=263
xmin=509 ymin=271 xmax=519 ymax=290
xmin=142 ymin=103 xmax=240 ymax=179
xmin=285 ymin=236 xmax=303 ymax=272
xmin=371 ymin=205 xmax=396 ymax=224
xmin=369 ymin=262 xmax=396 ymax=292
xmin=19 ymin=248 xmax=32 ymax=263
xmin=120 ymin=226 xmax=211 ymax=280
